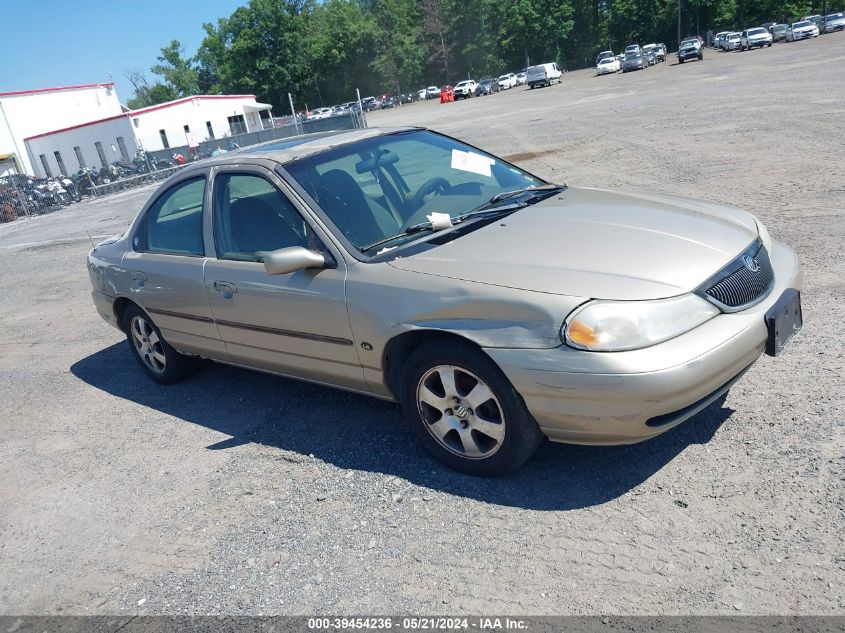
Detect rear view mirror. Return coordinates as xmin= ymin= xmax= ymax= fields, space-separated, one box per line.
xmin=260 ymin=246 xmax=326 ymax=275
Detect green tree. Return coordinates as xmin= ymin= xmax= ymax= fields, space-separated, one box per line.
xmin=124 ymin=69 xmax=178 ymax=109
xmin=151 ymin=40 xmax=200 ymax=97
xmin=196 ymin=0 xmax=315 ymax=109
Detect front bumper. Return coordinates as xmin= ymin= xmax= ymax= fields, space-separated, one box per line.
xmin=485 ymin=240 xmax=801 ymax=445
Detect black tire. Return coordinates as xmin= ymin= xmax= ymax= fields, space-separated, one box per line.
xmin=122 ymin=304 xmax=198 ymax=384
xmin=399 ymin=340 xmax=544 ymax=476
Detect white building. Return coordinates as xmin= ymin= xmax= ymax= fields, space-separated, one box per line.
xmin=128 ymin=95 xmax=273 ymax=153
xmin=25 ymin=115 xmax=138 ymax=178
xmin=0 ymin=82 xmax=121 ymax=176
xmin=0 ymin=82 xmax=273 ymax=178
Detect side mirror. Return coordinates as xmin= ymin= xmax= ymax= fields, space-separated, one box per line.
xmin=260 ymin=246 xmax=326 ymax=275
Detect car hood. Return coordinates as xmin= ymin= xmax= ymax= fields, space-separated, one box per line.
xmin=388 ymin=187 xmax=758 ymax=300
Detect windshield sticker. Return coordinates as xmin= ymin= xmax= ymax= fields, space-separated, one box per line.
xmin=451 ymin=149 xmax=494 ymax=177
xmin=426 ymin=211 xmax=454 ymax=230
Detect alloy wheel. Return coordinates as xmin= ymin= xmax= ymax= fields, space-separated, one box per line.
xmin=130 ymin=315 xmax=166 ymax=374
xmin=416 ymin=365 xmax=505 ymax=459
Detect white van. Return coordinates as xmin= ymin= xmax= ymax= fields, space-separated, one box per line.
xmin=526 ymin=63 xmax=562 ymax=89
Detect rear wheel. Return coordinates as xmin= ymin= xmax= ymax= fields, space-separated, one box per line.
xmin=123 ymin=304 xmax=198 ymax=384
xmin=399 ymin=340 xmax=544 ymax=475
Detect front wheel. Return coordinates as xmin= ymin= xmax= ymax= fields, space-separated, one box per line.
xmin=123 ymin=304 xmax=198 ymax=384
xmin=399 ymin=340 xmax=544 ymax=475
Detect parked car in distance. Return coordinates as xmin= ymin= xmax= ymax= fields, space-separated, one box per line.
xmin=596 ymin=56 xmax=621 ymax=75
xmin=475 ymin=77 xmax=500 ymax=95
xmin=824 ymin=12 xmax=845 ymax=32
xmin=425 ymin=86 xmax=440 ymax=99
xmin=310 ymin=107 xmax=333 ymax=120
xmin=379 ymin=96 xmax=398 ymax=109
xmin=595 ymin=50 xmax=614 ymax=65
xmin=526 ymin=63 xmax=562 ymax=88
xmin=787 ymin=20 xmax=819 ymax=41
xmin=643 ymin=48 xmax=657 ymax=66
xmin=741 ymin=27 xmax=773 ymax=49
xmin=515 ymin=72 xmax=527 ymax=85
xmin=801 ymin=14 xmax=825 ymax=33
xmin=769 ymin=24 xmax=789 ymax=41
xmin=656 ymin=43 xmax=667 ymax=60
xmin=453 ymin=79 xmax=477 ymax=100
xmin=678 ymin=38 xmax=704 ymax=62
xmin=622 ymin=50 xmax=646 ymax=71
xmin=624 ymin=44 xmax=641 ymax=55
xmin=642 ymin=43 xmax=662 ymax=62
xmin=497 ymin=73 xmax=517 ymax=89
xmin=713 ymin=31 xmax=731 ymax=47
xmin=87 ymin=127 xmax=802 ymax=475
xmin=723 ymin=32 xmax=742 ymax=50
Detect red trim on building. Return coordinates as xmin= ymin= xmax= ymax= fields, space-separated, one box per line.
xmin=0 ymin=83 xmax=115 ymax=98
xmin=24 ymin=113 xmax=130 ymax=141
xmin=127 ymin=94 xmax=257 ymax=116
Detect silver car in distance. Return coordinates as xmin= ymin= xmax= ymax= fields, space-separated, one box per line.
xmin=87 ymin=128 xmax=803 ymax=475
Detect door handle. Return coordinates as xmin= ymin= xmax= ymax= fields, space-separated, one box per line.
xmin=213 ymin=280 xmax=237 ymax=294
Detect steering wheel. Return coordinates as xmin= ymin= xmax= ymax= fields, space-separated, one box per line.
xmin=409 ymin=177 xmax=451 ymax=212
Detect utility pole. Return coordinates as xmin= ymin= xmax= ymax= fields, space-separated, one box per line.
xmin=677 ymin=0 xmax=682 ymax=48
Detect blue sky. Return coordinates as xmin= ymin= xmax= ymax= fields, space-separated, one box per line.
xmin=1 ymin=1 xmax=246 ymax=103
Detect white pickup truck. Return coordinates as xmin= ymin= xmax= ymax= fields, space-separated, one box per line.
xmin=453 ymin=80 xmax=477 ymax=100
xmin=526 ymin=63 xmax=562 ymax=89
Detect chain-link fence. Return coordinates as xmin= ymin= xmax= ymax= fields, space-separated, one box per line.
xmin=0 ymin=111 xmax=365 ymax=224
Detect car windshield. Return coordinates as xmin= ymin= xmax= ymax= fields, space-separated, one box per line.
xmin=599 ymin=59 xmax=613 ymax=64
xmin=748 ymin=28 xmax=766 ymax=35
xmin=826 ymin=13 xmax=843 ymax=20
xmin=284 ymin=130 xmax=548 ymax=253
xmin=773 ymin=24 xmax=787 ymax=30
xmin=456 ymin=81 xmax=470 ymax=87
xmin=625 ymin=51 xmax=641 ymax=58
xmin=793 ymin=21 xmax=811 ymax=27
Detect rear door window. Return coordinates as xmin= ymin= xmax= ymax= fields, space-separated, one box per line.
xmin=140 ymin=177 xmax=206 ymax=256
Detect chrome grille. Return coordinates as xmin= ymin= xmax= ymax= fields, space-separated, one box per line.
xmin=701 ymin=242 xmax=774 ymax=312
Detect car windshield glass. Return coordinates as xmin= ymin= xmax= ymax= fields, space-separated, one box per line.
xmin=284 ymin=130 xmax=548 ymax=254
xmin=748 ymin=28 xmax=766 ymax=34
xmin=828 ymin=13 xmax=843 ymax=19
xmin=793 ymin=21 xmax=811 ymax=27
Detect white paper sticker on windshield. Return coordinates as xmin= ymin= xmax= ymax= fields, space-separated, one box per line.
xmin=451 ymin=149 xmax=494 ymax=177
xmin=426 ymin=211 xmax=453 ymax=230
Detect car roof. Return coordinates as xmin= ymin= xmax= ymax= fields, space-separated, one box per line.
xmin=180 ymin=127 xmax=421 ymax=171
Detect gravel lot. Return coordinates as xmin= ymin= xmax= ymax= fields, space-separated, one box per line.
xmin=1 ymin=37 xmax=843 ymax=616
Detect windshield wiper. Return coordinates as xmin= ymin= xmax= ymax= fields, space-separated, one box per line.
xmin=361 ymin=184 xmax=565 ymax=254
xmin=360 ymin=222 xmax=436 ymax=253
xmin=471 ymin=183 xmax=566 ymax=213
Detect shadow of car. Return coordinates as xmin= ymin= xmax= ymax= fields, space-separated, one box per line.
xmin=71 ymin=342 xmax=736 ymax=511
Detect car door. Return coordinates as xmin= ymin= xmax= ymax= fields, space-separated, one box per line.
xmin=203 ymin=165 xmax=367 ymax=392
xmin=121 ymin=172 xmax=225 ymax=358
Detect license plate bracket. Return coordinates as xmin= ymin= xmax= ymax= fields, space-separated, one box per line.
xmin=764 ymin=289 xmax=802 ymax=356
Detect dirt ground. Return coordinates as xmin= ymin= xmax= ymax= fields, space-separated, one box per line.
xmin=1 ymin=36 xmax=843 ymax=616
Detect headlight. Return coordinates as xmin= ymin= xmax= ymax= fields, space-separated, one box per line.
xmin=752 ymin=215 xmax=773 ymax=253
xmin=562 ymin=294 xmax=720 ymax=352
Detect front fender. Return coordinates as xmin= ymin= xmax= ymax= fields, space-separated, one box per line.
xmin=345 ymin=262 xmax=586 ymax=396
